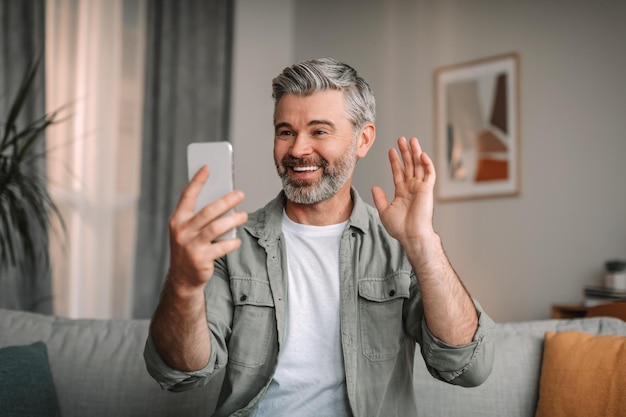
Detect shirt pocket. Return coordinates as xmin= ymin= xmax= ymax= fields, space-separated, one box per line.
xmin=229 ymin=277 xmax=276 ymax=368
xmin=358 ymin=272 xmax=411 ymax=361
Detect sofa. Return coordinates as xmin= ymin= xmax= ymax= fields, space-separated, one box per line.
xmin=1 ymin=307 xmax=625 ymax=417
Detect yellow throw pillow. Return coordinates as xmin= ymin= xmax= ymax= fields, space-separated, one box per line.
xmin=535 ymin=330 xmax=626 ymax=417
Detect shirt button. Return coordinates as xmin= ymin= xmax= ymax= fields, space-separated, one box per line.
xmin=240 ymin=295 xmax=248 ymax=302
xmin=389 ymin=290 xmax=396 ymax=297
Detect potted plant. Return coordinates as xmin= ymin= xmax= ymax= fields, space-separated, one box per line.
xmin=0 ymin=58 xmax=64 ymax=279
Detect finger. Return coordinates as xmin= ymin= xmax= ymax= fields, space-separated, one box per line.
xmin=180 ymin=237 xmax=244 ymax=282
xmin=202 ymin=238 xmax=243 ymax=264
xmin=174 ymin=165 xmax=209 ymax=217
xmin=409 ymin=137 xmax=423 ymax=154
xmin=198 ymin=210 xmax=248 ymax=243
xmin=371 ymin=186 xmax=389 ymax=215
xmin=187 ymin=232 xmax=244 ymax=264
xmin=409 ymin=137 xmax=425 ymax=179
xmin=397 ymin=136 xmax=414 ymax=179
xmin=388 ymin=148 xmax=407 ymax=191
xmin=190 ymin=190 xmax=245 ymax=230
xmin=420 ymin=151 xmax=437 ymax=185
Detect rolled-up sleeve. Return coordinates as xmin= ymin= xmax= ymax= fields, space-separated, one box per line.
xmin=420 ymin=300 xmax=495 ymax=387
xmin=143 ymin=330 xmax=219 ymax=392
xmin=143 ymin=258 xmax=233 ymax=392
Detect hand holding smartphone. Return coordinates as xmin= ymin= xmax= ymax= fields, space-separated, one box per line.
xmin=187 ymin=141 xmax=237 ymax=241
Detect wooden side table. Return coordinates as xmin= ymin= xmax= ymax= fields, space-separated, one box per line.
xmin=551 ymin=303 xmax=588 ymax=319
xmin=552 ymin=302 xmax=626 ymax=321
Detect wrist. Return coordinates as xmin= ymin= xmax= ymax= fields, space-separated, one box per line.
xmin=165 ymin=269 xmax=206 ymax=301
xmin=400 ymin=229 xmax=441 ymax=254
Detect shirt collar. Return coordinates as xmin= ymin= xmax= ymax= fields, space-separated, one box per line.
xmin=347 ymin=187 xmax=371 ymax=235
xmin=244 ymin=187 xmax=372 ymax=244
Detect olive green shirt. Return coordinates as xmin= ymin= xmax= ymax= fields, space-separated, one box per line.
xmin=144 ymin=189 xmax=495 ymax=417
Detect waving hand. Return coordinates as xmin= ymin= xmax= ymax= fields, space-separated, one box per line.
xmin=372 ymin=137 xmax=436 ymax=245
xmin=372 ymin=136 xmax=479 ymax=346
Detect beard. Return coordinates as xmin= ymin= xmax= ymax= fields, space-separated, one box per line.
xmin=276 ymin=139 xmax=358 ymax=204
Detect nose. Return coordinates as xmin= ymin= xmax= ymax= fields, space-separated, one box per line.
xmin=289 ymin=134 xmax=313 ymax=158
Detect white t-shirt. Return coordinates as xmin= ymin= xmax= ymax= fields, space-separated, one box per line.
xmin=252 ymin=213 xmax=351 ymax=417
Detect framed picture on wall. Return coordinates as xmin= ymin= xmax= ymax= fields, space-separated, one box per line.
xmin=434 ymin=52 xmax=520 ymax=201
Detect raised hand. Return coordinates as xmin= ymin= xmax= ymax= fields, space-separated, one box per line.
xmin=167 ymin=165 xmax=248 ymax=293
xmin=372 ymin=137 xmax=436 ymax=246
xmin=373 ymin=137 xmax=479 ymax=346
xmin=150 ymin=165 xmax=248 ymax=371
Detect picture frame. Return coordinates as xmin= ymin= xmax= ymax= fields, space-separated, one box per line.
xmin=434 ymin=52 xmax=520 ymax=201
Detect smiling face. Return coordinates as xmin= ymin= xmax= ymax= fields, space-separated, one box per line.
xmin=274 ymin=90 xmax=373 ymax=205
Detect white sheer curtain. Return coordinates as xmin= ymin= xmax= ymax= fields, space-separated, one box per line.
xmin=45 ymin=0 xmax=146 ymax=318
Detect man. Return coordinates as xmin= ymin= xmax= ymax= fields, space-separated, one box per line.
xmin=144 ymin=57 xmax=495 ymax=417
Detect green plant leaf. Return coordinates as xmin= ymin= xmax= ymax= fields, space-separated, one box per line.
xmin=1 ymin=57 xmax=42 ymax=149
xmin=0 ymin=55 xmax=66 ymax=271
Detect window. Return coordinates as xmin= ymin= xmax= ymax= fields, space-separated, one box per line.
xmin=45 ymin=0 xmax=146 ymax=318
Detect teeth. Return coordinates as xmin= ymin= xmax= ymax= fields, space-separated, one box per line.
xmin=292 ymin=166 xmax=318 ymax=172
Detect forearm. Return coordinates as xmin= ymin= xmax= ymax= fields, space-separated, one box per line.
xmin=149 ymin=277 xmax=212 ymax=371
xmin=373 ymin=137 xmax=478 ymax=345
xmin=420 ymin=300 xmax=495 ymax=387
xmin=405 ymin=232 xmax=478 ymax=346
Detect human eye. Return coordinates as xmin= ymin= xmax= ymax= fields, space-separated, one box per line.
xmin=309 ymin=121 xmax=334 ymax=138
xmin=276 ymin=129 xmax=294 ymax=138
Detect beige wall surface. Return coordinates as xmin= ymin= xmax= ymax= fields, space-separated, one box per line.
xmin=232 ymin=0 xmax=626 ymax=321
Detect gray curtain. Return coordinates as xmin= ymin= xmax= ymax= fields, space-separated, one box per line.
xmin=0 ymin=0 xmax=52 ymax=313
xmin=133 ymin=0 xmax=234 ymax=319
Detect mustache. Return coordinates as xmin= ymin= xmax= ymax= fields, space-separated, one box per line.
xmin=281 ymin=155 xmax=328 ymax=169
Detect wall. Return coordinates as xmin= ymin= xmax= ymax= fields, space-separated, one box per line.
xmin=230 ymin=0 xmax=291 ymax=212
xmin=231 ymin=0 xmax=626 ymax=322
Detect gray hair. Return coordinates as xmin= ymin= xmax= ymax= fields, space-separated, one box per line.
xmin=272 ymin=58 xmax=376 ymax=133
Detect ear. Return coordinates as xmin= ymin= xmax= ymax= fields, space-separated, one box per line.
xmin=356 ymin=123 xmax=376 ymax=158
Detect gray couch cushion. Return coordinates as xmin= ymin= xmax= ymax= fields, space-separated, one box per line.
xmin=0 ymin=309 xmax=221 ymax=417
xmin=3 ymin=308 xmax=626 ymax=417
xmin=413 ymin=317 xmax=626 ymax=417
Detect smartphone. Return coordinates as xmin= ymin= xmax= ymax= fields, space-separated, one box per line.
xmin=187 ymin=141 xmax=236 ymax=241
